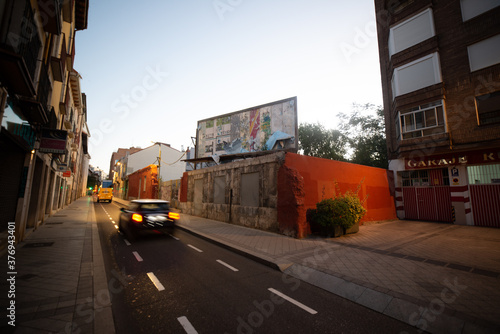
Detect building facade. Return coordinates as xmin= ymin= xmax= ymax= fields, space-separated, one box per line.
xmin=375 ymin=0 xmax=500 ymax=227
xmin=127 ymin=164 xmax=159 ymax=200
xmin=126 ymin=142 xmax=186 ymax=183
xmin=0 ymin=0 xmax=90 ymax=247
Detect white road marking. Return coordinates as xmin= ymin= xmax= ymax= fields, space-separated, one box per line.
xmin=132 ymin=251 xmax=143 ymax=262
xmin=109 ymin=217 xmax=113 ymax=220
xmin=177 ymin=316 xmax=198 ymax=334
xmin=188 ymin=244 xmax=203 ymax=252
xmin=111 ymin=220 xmax=116 ymax=224
xmin=268 ymin=288 xmax=317 ymax=314
xmin=147 ymin=272 xmax=165 ymax=291
xmin=113 ymin=225 xmax=118 ymax=229
xmin=169 ymin=234 xmax=179 ymax=240
xmin=216 ymin=260 xmax=239 ymax=272
xmin=124 ymin=239 xmax=131 ymax=246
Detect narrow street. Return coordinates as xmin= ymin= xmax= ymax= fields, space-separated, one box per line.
xmin=94 ymin=201 xmax=420 ymax=333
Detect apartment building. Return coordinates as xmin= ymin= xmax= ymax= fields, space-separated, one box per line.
xmin=375 ymin=0 xmax=500 ymax=227
xmin=0 ymin=0 xmax=90 ymax=244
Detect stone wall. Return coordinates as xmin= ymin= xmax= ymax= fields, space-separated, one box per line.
xmin=179 ymin=152 xmax=285 ymax=232
xmin=159 ymin=179 xmax=181 ymax=208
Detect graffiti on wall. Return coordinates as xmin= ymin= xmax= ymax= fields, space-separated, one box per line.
xmin=197 ymin=97 xmax=297 ymax=158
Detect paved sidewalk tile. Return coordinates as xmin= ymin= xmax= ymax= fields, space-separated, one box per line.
xmin=0 ymin=197 xmax=115 ymax=334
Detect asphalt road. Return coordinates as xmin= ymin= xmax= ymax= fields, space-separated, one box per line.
xmin=94 ymin=202 xmax=421 ymax=334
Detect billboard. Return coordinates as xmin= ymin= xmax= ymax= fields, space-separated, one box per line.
xmin=196 ymin=97 xmax=297 ymax=159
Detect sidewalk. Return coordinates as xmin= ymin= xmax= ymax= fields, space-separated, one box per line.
xmin=1 ymin=197 xmax=114 ymax=334
xmin=114 ymin=198 xmax=500 ymax=334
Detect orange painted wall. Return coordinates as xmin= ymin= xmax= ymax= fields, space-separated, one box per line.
xmin=283 ymin=153 xmax=397 ymax=224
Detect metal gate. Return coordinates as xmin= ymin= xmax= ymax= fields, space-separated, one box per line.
xmin=469 ymin=185 xmax=500 ymax=227
xmin=402 ymin=186 xmax=453 ymax=223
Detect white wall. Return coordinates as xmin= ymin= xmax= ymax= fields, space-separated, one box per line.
xmin=127 ymin=144 xmax=186 ymax=181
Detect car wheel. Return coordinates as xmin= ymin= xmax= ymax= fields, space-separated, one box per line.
xmin=123 ymin=222 xmax=136 ymax=242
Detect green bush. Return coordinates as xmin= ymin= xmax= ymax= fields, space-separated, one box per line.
xmin=313 ymin=190 xmax=366 ymax=230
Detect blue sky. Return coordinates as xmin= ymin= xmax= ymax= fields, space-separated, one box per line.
xmin=74 ymin=0 xmax=383 ymax=173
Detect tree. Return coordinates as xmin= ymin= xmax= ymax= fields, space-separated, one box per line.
xmin=298 ymin=122 xmax=347 ymax=161
xmin=338 ymin=103 xmax=388 ymax=168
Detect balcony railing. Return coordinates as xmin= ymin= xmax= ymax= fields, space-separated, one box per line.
xmin=0 ymin=0 xmax=43 ymax=96
xmin=37 ymin=63 xmax=51 ymax=110
xmin=19 ymin=3 xmax=42 ymax=80
xmin=37 ymin=0 xmax=63 ymax=35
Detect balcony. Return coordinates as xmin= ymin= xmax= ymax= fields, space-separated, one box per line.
xmin=75 ymin=0 xmax=89 ymax=31
xmin=64 ymin=116 xmax=72 ymax=130
xmin=62 ymin=0 xmax=74 ymax=22
xmin=50 ymin=37 xmax=67 ymax=82
xmin=37 ymin=0 xmax=63 ymax=35
xmin=16 ymin=62 xmax=52 ymax=125
xmin=0 ymin=0 xmax=42 ymax=97
xmin=70 ymin=70 xmax=82 ymax=108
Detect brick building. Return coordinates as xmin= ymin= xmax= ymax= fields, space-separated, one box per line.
xmin=374 ymin=0 xmax=500 ymax=227
xmin=127 ymin=165 xmax=159 ymax=200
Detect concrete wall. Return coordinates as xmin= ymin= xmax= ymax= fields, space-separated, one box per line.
xmin=179 ymin=152 xmax=283 ymax=232
xmin=282 ymin=153 xmax=398 ymax=238
xmin=160 ymin=179 xmax=181 ymax=208
xmin=179 ymin=152 xmax=397 ymax=238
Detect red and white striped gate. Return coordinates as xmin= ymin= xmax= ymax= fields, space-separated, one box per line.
xmin=402 ymin=186 xmax=453 ymax=223
xmin=469 ymin=184 xmax=500 ymax=227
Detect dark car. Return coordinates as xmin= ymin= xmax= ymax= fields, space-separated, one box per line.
xmin=118 ymin=199 xmax=180 ymax=240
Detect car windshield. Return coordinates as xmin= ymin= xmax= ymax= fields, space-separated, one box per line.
xmin=138 ymin=203 xmax=169 ymax=211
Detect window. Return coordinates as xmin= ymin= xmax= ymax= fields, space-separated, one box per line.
xmin=389 ymin=8 xmax=435 ymax=56
xmin=392 ymin=53 xmax=442 ymax=98
xmin=397 ymin=100 xmax=446 ymax=139
xmin=387 ymin=0 xmax=415 ymax=14
xmin=139 ymin=203 xmax=170 ymax=211
xmin=467 ymin=34 xmax=500 ymax=72
xmin=468 ymin=164 xmax=500 ymax=184
xmin=460 ymin=0 xmax=500 ymax=21
xmin=401 ymin=170 xmax=429 ymax=187
xmin=475 ymin=91 xmax=500 ymax=125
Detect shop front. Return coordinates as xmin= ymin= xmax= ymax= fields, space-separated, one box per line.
xmin=391 ymin=149 xmax=500 ymax=227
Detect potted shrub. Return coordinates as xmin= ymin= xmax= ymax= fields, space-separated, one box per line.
xmin=307 ymin=182 xmax=367 ymax=237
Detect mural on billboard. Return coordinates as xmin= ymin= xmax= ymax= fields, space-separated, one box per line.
xmin=197 ymin=97 xmax=297 ymax=159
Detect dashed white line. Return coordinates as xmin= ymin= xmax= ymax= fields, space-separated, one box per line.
xmin=109 ymin=217 xmax=113 ymax=220
xmin=187 ymin=244 xmax=203 ymax=253
xmin=111 ymin=220 xmax=116 ymax=224
xmin=147 ymin=272 xmax=165 ymax=291
xmin=268 ymin=288 xmax=317 ymax=314
xmin=216 ymin=260 xmax=239 ymax=272
xmin=132 ymin=251 xmax=143 ymax=262
xmin=169 ymin=234 xmax=179 ymax=240
xmin=177 ymin=316 xmax=198 ymax=334
xmin=113 ymin=225 xmax=118 ymax=229
xmin=124 ymin=239 xmax=131 ymax=246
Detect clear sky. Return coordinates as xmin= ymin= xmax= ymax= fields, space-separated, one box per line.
xmin=74 ymin=0 xmax=383 ymax=173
